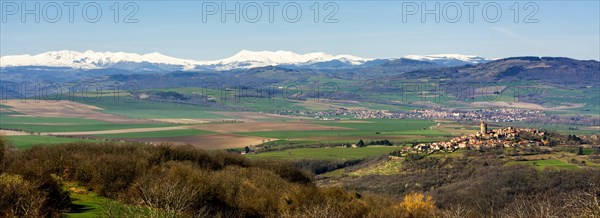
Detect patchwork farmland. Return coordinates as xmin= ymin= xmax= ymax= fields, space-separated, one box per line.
xmin=0 ymin=99 xmax=451 ymax=150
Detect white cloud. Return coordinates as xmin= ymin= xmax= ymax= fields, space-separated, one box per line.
xmin=490 ymin=27 xmax=519 ymax=39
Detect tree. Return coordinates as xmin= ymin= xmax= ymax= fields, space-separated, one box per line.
xmin=357 ymin=140 xmax=365 ymax=147
xmin=244 ymin=146 xmax=251 ymax=154
xmin=577 ymin=147 xmax=585 ymax=155
xmin=0 ymin=136 xmax=8 ymax=172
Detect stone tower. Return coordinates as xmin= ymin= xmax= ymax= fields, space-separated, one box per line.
xmin=480 ymin=121 xmax=488 ymax=134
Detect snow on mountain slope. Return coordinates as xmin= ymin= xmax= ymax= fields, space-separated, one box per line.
xmin=0 ymin=50 xmax=201 ymax=70
xmin=0 ymin=50 xmax=489 ymax=71
xmin=201 ymin=50 xmax=371 ymax=70
xmin=0 ymin=50 xmax=372 ymax=71
xmin=404 ymin=54 xmax=490 ymax=66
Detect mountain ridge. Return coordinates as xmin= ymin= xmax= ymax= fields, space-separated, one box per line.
xmin=0 ymin=50 xmax=490 ymax=71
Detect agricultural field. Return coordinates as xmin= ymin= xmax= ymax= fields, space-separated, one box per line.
xmin=0 ymin=97 xmax=497 ymax=152
xmin=1 ymin=94 xmax=596 ymax=162
xmin=6 ymin=135 xmax=99 ymax=149
xmin=237 ymin=119 xmax=449 ymax=142
xmin=93 ymin=129 xmax=211 ymax=139
xmin=507 ymin=159 xmax=578 ymax=170
xmin=75 ymin=96 xmax=232 ymax=119
xmin=0 ymin=115 xmax=177 ymax=133
xmin=248 ymin=146 xmax=402 ymax=160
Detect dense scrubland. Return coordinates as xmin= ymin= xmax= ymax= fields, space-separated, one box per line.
xmin=337 ymin=148 xmax=600 ymax=217
xmin=0 ymin=137 xmax=424 ymax=217
xmin=1 ymin=137 xmax=599 ymax=217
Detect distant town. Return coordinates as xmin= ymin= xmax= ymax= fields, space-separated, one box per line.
xmin=272 ymin=107 xmax=599 ymax=126
xmin=411 ymin=121 xmax=549 ymax=153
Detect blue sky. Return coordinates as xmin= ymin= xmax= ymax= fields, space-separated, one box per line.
xmin=1 ymin=1 xmax=599 ymax=60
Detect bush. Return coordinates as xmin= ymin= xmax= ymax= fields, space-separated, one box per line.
xmin=127 ymin=161 xmax=210 ymax=217
xmin=397 ymin=192 xmax=436 ymax=218
xmin=0 ymin=173 xmax=70 ymax=217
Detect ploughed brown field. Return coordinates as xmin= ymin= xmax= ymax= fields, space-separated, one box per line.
xmin=122 ymin=133 xmax=275 ymax=149
xmin=1 ymin=100 xmax=157 ymax=124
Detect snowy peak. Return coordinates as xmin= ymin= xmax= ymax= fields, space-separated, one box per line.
xmin=205 ymin=50 xmax=371 ymax=70
xmin=404 ymin=54 xmax=490 ymax=66
xmin=0 ymin=50 xmax=371 ymax=71
xmin=0 ymin=50 xmax=200 ymax=70
xmin=0 ymin=50 xmax=490 ymax=71
xmin=403 ymin=54 xmax=491 ymax=66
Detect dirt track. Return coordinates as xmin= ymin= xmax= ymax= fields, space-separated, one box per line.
xmin=0 ymin=130 xmax=30 ymax=136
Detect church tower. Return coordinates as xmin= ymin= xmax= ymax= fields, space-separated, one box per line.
xmin=480 ymin=121 xmax=488 ymax=134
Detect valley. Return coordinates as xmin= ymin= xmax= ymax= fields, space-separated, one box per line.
xmin=1 ymin=51 xmax=598 ymax=218
xmin=2 ymin=1 xmax=599 ymax=216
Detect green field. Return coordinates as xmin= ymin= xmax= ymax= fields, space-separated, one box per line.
xmin=248 ymin=146 xmax=402 ymax=160
xmin=0 ymin=116 xmax=177 ymax=132
xmin=65 ymin=96 xmax=231 ymax=119
xmin=316 ymin=119 xmax=436 ymax=131
xmin=6 ymin=135 xmax=99 ymax=149
xmin=347 ymin=158 xmax=404 ymax=176
xmin=64 ymin=183 xmax=136 ymax=218
xmin=238 ymin=119 xmax=447 ymax=140
xmin=508 ymin=159 xmax=578 ymax=170
xmin=94 ymin=129 xmax=212 ymax=138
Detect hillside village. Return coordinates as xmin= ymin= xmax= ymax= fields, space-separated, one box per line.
xmin=411 ymin=121 xmax=549 ymax=153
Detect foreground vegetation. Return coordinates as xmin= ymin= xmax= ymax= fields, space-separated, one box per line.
xmin=330 ymin=147 xmax=600 ymax=217
xmin=1 ymin=136 xmax=599 ymax=217
xmin=0 ymin=137 xmax=428 ymax=217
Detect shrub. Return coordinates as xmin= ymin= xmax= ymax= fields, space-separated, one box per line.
xmin=397 ymin=192 xmax=436 ymax=218
xmin=127 ymin=161 xmax=210 ymax=217
xmin=0 ymin=173 xmax=70 ymax=217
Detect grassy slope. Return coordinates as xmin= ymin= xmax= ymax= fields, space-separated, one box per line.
xmin=63 ymin=183 xmax=136 ymax=218
xmin=507 ymin=159 xmax=578 ymax=170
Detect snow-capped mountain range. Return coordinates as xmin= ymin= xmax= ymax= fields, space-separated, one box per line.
xmin=0 ymin=50 xmax=490 ymax=71
xmin=403 ymin=54 xmax=490 ymax=66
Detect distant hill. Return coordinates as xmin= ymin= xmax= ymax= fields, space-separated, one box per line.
xmin=402 ymin=57 xmax=600 ymax=86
